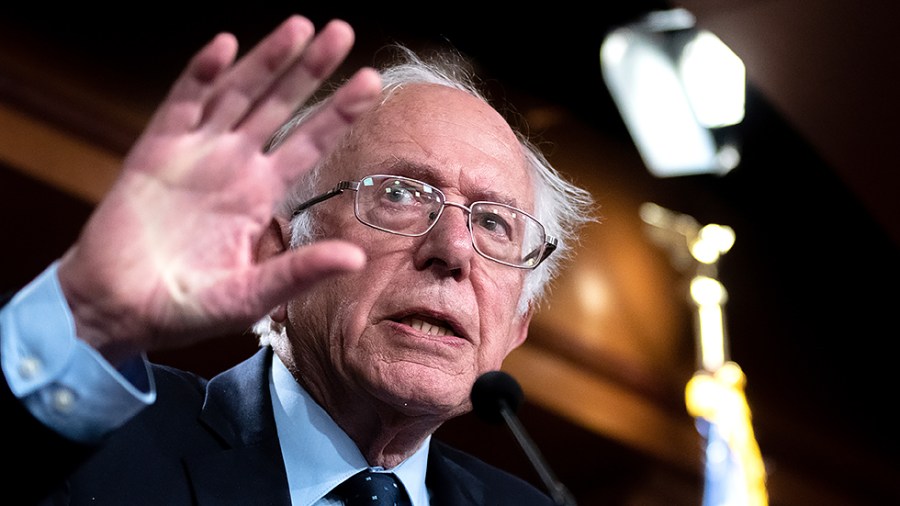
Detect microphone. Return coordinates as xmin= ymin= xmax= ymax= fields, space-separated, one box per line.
xmin=471 ymin=371 xmax=577 ymax=506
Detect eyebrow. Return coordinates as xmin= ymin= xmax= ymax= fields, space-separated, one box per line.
xmin=378 ymin=157 xmax=523 ymax=209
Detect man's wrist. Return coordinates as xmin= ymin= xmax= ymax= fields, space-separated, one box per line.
xmin=57 ymin=249 xmax=143 ymax=368
xmin=1 ymin=261 xmax=156 ymax=442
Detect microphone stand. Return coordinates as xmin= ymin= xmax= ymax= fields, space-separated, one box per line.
xmin=498 ymin=399 xmax=578 ymax=506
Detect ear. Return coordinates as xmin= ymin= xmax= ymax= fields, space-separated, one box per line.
xmin=255 ymin=216 xmax=291 ymax=263
xmin=255 ymin=217 xmax=291 ymax=323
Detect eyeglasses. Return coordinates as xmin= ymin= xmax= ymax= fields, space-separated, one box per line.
xmin=293 ymin=174 xmax=557 ymax=269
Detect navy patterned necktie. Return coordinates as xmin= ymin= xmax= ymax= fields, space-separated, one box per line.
xmin=332 ymin=470 xmax=412 ymax=506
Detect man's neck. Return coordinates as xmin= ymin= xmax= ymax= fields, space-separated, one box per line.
xmin=275 ymin=346 xmax=444 ymax=468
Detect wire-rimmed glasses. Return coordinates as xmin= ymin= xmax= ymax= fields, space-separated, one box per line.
xmin=293 ymin=174 xmax=557 ymax=269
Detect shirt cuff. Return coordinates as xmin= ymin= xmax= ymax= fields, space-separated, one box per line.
xmin=1 ymin=262 xmax=156 ymax=443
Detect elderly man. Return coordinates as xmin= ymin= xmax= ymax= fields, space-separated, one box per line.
xmin=2 ymin=15 xmax=593 ymax=505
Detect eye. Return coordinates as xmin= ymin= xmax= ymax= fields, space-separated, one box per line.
xmin=381 ymin=181 xmax=418 ymax=205
xmin=473 ymin=210 xmax=513 ymax=240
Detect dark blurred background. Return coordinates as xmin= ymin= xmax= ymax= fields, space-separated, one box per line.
xmin=1 ymin=2 xmax=897 ymax=504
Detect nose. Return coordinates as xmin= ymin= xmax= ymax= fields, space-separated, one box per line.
xmin=412 ymin=201 xmax=475 ymax=279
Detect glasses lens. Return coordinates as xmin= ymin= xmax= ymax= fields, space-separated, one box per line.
xmin=355 ymin=175 xmax=444 ymax=235
xmin=470 ymin=202 xmax=546 ymax=267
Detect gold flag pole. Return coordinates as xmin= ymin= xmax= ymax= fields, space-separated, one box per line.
xmin=640 ymin=202 xmax=767 ymax=506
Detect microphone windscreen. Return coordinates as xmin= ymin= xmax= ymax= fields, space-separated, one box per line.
xmin=470 ymin=370 xmax=524 ymax=424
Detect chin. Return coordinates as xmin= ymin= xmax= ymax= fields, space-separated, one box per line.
xmin=372 ymin=361 xmax=474 ymax=417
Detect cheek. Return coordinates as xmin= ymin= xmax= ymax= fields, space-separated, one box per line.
xmin=473 ymin=273 xmax=527 ymax=364
xmin=287 ymin=275 xmax=364 ymax=352
xmin=317 ymin=261 xmax=398 ymax=343
xmin=297 ymin=221 xmax=398 ymax=332
xmin=475 ymin=266 xmax=525 ymax=314
xmin=478 ymin=325 xmax=521 ymax=370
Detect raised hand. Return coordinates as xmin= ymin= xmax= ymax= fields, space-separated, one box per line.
xmin=56 ymin=16 xmax=382 ymax=366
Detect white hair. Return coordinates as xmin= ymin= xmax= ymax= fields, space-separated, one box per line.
xmin=254 ymin=45 xmax=595 ymax=345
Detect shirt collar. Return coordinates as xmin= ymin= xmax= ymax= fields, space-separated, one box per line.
xmin=269 ymin=352 xmax=430 ymax=506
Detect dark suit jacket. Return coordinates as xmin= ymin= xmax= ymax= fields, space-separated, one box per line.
xmin=4 ymin=345 xmax=554 ymax=505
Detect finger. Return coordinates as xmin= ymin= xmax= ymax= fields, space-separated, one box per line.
xmin=201 ymin=16 xmax=317 ymax=134
xmin=229 ymin=240 xmax=366 ymax=321
xmin=269 ymin=67 xmax=382 ymax=186
xmin=236 ymin=19 xmax=357 ymax=143
xmin=142 ymin=31 xmax=240 ymax=135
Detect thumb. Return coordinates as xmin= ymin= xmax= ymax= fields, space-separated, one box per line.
xmin=243 ymin=240 xmax=366 ymax=317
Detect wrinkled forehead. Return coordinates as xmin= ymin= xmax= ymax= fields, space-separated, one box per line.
xmin=333 ymin=84 xmax=534 ymax=209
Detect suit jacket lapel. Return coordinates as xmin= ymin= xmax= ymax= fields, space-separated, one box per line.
xmin=426 ymin=441 xmax=486 ymax=506
xmin=178 ymin=348 xmax=495 ymax=506
xmin=184 ymin=347 xmax=292 ymax=506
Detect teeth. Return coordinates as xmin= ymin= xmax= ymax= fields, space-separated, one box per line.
xmin=400 ymin=316 xmax=453 ymax=337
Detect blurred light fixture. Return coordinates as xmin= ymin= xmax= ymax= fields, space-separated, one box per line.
xmin=600 ymin=8 xmax=746 ymax=177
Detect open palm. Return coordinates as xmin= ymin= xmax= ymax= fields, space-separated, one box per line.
xmin=57 ymin=16 xmax=381 ymax=366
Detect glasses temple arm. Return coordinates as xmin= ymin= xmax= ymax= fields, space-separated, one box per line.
xmin=292 ymin=181 xmax=358 ymax=216
xmin=539 ymin=237 xmax=558 ymax=264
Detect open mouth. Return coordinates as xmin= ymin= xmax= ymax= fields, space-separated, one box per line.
xmin=397 ymin=315 xmax=458 ymax=338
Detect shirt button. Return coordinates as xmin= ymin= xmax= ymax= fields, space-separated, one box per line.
xmin=17 ymin=356 xmax=42 ymax=380
xmin=51 ymin=387 xmax=76 ymax=414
